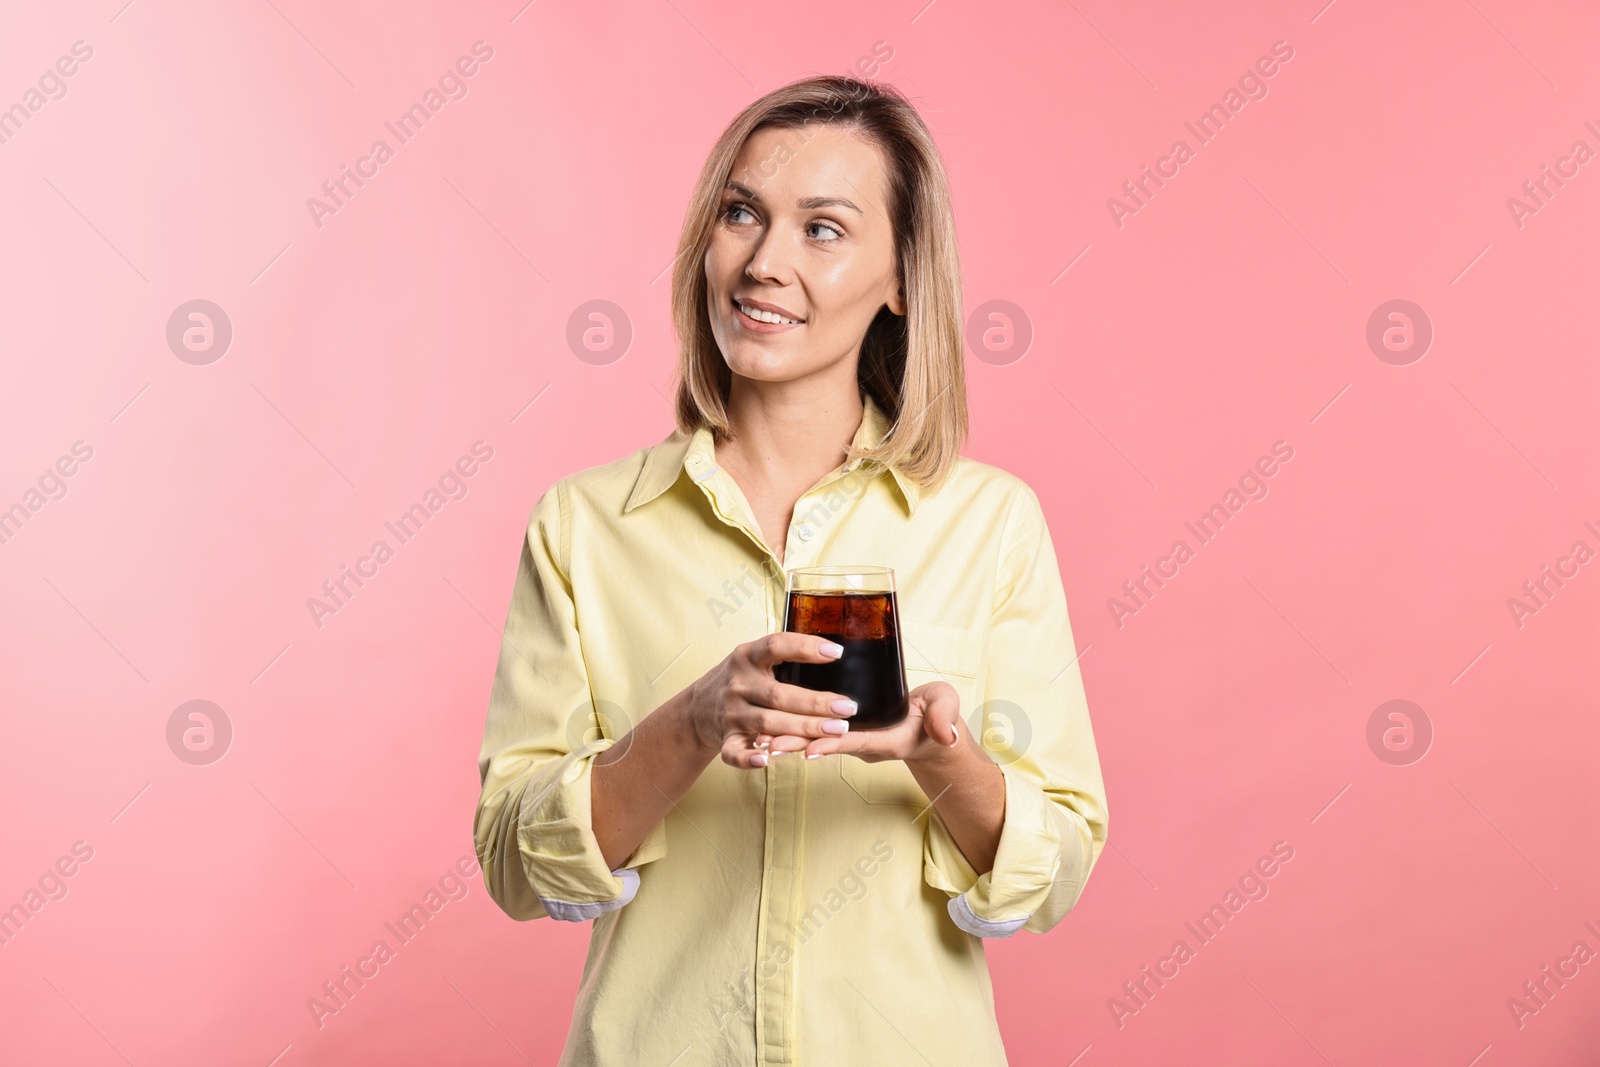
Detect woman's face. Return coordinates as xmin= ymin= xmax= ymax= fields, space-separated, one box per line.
xmin=704 ymin=123 xmax=905 ymax=387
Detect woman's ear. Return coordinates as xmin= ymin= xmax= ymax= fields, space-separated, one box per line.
xmin=887 ymin=281 xmax=906 ymax=317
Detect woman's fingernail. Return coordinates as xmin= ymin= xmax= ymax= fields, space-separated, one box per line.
xmin=804 ymin=752 xmax=823 ymax=760
xmin=823 ymin=720 xmax=849 ymax=736
xmin=819 ymin=640 xmax=844 ymax=659
xmin=750 ymin=752 xmax=768 ymax=767
xmin=949 ymin=722 xmax=960 ymax=746
xmin=830 ymin=698 xmax=858 ymax=716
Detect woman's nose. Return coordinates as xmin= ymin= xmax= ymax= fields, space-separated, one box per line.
xmin=745 ymin=223 xmax=800 ymax=285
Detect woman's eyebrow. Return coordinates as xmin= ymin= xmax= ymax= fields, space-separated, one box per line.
xmin=723 ymin=181 xmax=863 ymax=215
xmin=798 ymin=196 xmax=863 ymax=214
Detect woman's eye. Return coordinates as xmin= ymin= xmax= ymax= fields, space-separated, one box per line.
xmin=724 ymin=203 xmax=756 ymax=224
xmin=808 ymin=221 xmax=842 ymax=241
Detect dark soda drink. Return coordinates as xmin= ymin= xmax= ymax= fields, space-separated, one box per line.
xmin=774 ymin=589 xmax=909 ymax=729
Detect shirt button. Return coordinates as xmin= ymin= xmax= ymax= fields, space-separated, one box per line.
xmin=797 ymin=524 xmax=816 ymax=542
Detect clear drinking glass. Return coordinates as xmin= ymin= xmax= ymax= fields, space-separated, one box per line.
xmin=773 ymin=566 xmax=909 ymax=730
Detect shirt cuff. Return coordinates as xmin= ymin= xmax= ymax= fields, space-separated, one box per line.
xmin=922 ymin=763 xmax=1072 ymax=939
xmin=516 ymin=738 xmax=667 ymax=922
xmin=537 ymin=866 xmax=641 ymax=922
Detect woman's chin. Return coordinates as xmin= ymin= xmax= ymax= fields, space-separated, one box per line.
xmin=722 ymin=350 xmax=816 ymax=384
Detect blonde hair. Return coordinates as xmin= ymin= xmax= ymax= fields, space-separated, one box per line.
xmin=669 ymin=75 xmax=968 ymax=491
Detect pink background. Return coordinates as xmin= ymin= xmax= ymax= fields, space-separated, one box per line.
xmin=2 ymin=1 xmax=1596 ymax=1064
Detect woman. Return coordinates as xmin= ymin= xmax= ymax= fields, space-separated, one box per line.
xmin=474 ymin=75 xmax=1109 ymax=1066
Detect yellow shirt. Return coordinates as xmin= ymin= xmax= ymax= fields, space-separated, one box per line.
xmin=474 ymin=394 xmax=1109 ymax=1066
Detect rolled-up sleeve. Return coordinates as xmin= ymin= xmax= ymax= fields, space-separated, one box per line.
xmin=473 ymin=482 xmax=667 ymax=922
xmin=923 ymin=484 xmax=1109 ymax=938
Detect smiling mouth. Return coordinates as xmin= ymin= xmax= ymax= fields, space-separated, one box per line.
xmin=733 ymin=298 xmax=805 ymax=326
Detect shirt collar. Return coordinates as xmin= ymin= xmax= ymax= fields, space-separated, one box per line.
xmin=623 ymin=393 xmax=920 ymax=516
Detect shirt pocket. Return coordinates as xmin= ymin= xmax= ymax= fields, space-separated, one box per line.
xmin=838 ymin=619 xmax=987 ymax=805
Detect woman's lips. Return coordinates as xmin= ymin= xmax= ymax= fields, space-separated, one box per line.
xmin=733 ymin=298 xmax=804 ymax=334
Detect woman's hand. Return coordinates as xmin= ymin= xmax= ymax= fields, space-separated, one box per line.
xmin=686 ymin=632 xmax=860 ymax=769
xmin=762 ymin=681 xmax=964 ymax=766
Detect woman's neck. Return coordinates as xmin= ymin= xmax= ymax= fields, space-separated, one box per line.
xmin=716 ymin=371 xmax=864 ymax=495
